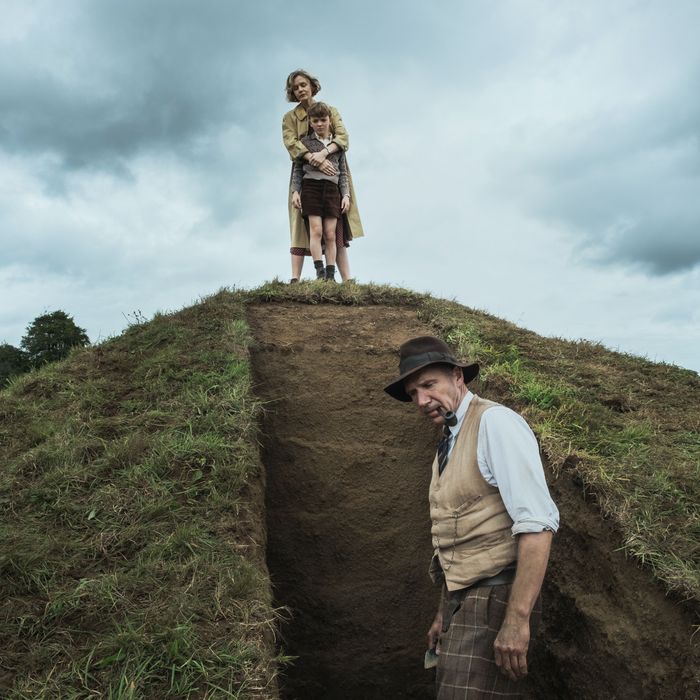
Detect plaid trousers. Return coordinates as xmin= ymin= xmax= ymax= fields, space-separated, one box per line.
xmin=436 ymin=584 xmax=542 ymax=699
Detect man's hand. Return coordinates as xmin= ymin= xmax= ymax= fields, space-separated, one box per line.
xmin=494 ymin=618 xmax=530 ymax=680
xmin=427 ymin=610 xmax=443 ymax=651
xmin=291 ymin=191 xmax=302 ymax=210
xmin=341 ymin=195 xmax=350 ymax=213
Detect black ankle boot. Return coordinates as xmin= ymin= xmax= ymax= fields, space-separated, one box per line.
xmin=314 ymin=260 xmax=325 ymax=279
xmin=325 ymin=264 xmax=336 ymax=282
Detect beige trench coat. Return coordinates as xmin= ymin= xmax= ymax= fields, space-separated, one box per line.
xmin=282 ymin=103 xmax=364 ymax=250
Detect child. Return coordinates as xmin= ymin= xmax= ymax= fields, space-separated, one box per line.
xmin=291 ymin=102 xmax=350 ymax=282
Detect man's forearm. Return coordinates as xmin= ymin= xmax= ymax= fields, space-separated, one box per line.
xmin=505 ymin=531 xmax=553 ymax=623
xmin=493 ymin=531 xmax=552 ymax=679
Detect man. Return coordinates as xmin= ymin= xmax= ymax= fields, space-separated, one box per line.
xmin=384 ymin=336 xmax=559 ymax=698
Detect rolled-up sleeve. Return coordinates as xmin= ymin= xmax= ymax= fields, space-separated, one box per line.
xmin=477 ymin=406 xmax=559 ymax=535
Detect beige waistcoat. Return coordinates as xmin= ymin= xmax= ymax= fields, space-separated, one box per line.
xmin=429 ymin=394 xmax=518 ymax=591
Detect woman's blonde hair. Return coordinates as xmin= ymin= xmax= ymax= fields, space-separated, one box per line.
xmin=285 ymin=69 xmax=321 ymax=102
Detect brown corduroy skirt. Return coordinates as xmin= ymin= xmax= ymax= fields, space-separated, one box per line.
xmin=300 ymin=177 xmax=341 ymax=218
xmin=290 ymin=178 xmax=349 ymax=256
xmin=436 ymin=584 xmax=542 ymax=699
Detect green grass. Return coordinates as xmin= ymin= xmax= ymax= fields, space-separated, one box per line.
xmin=1 ymin=292 xmax=282 ymax=698
xmin=2 ymin=280 xmax=698 ymax=697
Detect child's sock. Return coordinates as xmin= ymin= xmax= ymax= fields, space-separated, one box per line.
xmin=314 ymin=260 xmax=325 ymax=279
xmin=325 ymin=264 xmax=336 ymax=282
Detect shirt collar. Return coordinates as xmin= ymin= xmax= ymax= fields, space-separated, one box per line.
xmin=448 ymin=390 xmax=473 ymax=437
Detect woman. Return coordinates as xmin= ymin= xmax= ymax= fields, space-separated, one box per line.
xmin=282 ymin=69 xmax=364 ymax=282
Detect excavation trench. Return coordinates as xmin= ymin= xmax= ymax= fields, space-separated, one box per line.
xmin=249 ymin=304 xmax=439 ymax=699
xmin=248 ymin=303 xmax=698 ymax=700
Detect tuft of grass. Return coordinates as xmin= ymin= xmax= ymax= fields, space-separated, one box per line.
xmin=245 ymin=278 xmax=428 ymax=308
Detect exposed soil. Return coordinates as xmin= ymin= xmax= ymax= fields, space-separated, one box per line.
xmin=532 ymin=468 xmax=699 ymax=699
xmin=248 ymin=303 xmax=698 ymax=700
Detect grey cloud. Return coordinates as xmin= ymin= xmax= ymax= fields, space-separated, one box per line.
xmin=522 ymin=87 xmax=700 ymax=275
xmin=0 ymin=64 xmax=229 ymax=173
xmin=0 ymin=0 xmax=293 ymax=176
xmin=586 ymin=217 xmax=700 ymax=275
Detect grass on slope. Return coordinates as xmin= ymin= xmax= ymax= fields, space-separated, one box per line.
xmin=1 ymin=294 xmax=282 ymax=698
xmin=250 ymin=281 xmax=700 ymax=602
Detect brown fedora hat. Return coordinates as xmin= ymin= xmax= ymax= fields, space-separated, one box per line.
xmin=384 ymin=336 xmax=479 ymax=402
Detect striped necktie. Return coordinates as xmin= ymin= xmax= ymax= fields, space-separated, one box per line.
xmin=437 ymin=425 xmax=452 ymax=475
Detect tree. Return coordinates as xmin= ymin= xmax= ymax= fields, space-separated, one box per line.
xmin=21 ymin=311 xmax=89 ymax=368
xmin=0 ymin=343 xmax=30 ymax=386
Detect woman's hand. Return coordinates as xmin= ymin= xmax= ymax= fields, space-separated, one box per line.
xmin=291 ymin=191 xmax=302 ymax=210
xmin=307 ymin=150 xmax=327 ymax=167
xmin=309 ymin=150 xmax=338 ymax=176
xmin=341 ymin=195 xmax=350 ymax=213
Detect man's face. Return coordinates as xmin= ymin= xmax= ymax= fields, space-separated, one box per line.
xmin=310 ymin=115 xmax=330 ymax=137
xmin=404 ymin=365 xmax=463 ymax=426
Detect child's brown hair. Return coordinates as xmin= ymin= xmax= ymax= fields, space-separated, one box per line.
xmin=307 ymin=102 xmax=332 ymax=119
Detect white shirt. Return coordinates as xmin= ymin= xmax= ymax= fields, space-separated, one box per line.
xmin=445 ymin=391 xmax=560 ymax=535
xmin=313 ymin=131 xmax=333 ymax=147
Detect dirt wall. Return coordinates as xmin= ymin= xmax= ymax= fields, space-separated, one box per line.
xmin=250 ymin=305 xmax=440 ymax=699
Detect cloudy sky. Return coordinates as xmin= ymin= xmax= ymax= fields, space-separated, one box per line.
xmin=1 ymin=0 xmax=699 ymax=372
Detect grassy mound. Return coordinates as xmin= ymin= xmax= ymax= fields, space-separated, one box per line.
xmin=1 ymin=281 xmax=698 ymax=698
